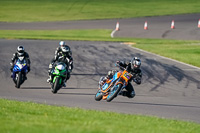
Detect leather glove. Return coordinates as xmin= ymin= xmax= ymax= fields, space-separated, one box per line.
xmin=115 ymin=61 xmax=120 ymax=66
xmin=49 ymin=64 xmax=52 ymax=69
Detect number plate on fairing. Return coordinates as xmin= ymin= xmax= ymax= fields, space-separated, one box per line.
xmin=123 ymin=72 xmax=131 ymax=80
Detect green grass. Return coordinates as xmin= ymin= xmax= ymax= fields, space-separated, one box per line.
xmin=1 ymin=0 xmax=200 ymax=132
xmin=133 ymin=41 xmax=200 ymax=67
xmin=0 ymin=29 xmax=112 ymax=41
xmin=0 ymin=0 xmax=200 ymax=22
xmin=0 ymin=98 xmax=199 ymax=133
xmin=1 ymin=29 xmax=200 ymax=67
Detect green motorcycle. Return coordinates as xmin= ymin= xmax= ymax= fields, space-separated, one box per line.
xmin=50 ymin=62 xmax=68 ymax=93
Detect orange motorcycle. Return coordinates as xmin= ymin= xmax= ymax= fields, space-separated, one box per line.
xmin=95 ymin=65 xmax=133 ymax=102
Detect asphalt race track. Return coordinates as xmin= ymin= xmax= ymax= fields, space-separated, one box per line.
xmin=1 ymin=14 xmax=200 ymax=40
xmin=0 ymin=14 xmax=200 ymax=123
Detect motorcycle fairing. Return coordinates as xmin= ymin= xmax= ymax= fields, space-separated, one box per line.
xmin=12 ymin=58 xmax=27 ymax=79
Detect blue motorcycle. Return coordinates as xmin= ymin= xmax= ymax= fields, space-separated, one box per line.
xmin=11 ymin=56 xmax=28 ymax=88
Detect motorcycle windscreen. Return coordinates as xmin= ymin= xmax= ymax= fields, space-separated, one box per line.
xmin=112 ymin=72 xmax=121 ymax=82
xmin=56 ymin=64 xmax=65 ymax=70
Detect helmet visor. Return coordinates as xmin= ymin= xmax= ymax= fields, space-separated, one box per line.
xmin=18 ymin=50 xmax=24 ymax=56
xmin=132 ymin=60 xmax=141 ymax=69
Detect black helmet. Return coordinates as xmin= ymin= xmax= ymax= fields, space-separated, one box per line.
xmin=131 ymin=57 xmax=141 ymax=69
xmin=61 ymin=45 xmax=70 ymax=56
xmin=17 ymin=46 xmax=25 ymax=56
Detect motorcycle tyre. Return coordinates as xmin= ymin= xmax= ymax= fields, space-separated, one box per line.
xmin=16 ymin=72 xmax=22 ymax=88
xmin=51 ymin=77 xmax=61 ymax=94
xmin=106 ymin=84 xmax=122 ymax=102
xmin=94 ymin=90 xmax=103 ymax=101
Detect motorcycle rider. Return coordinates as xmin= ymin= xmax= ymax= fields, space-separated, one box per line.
xmin=10 ymin=46 xmax=31 ymax=80
xmin=55 ymin=41 xmax=72 ymax=57
xmin=100 ymin=57 xmax=142 ymax=98
xmin=47 ymin=41 xmax=73 ymax=87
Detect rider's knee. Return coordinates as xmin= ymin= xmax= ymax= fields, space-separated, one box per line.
xmin=66 ymin=73 xmax=70 ymax=80
xmin=127 ymin=91 xmax=135 ymax=98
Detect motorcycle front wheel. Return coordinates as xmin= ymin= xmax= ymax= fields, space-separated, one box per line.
xmin=51 ymin=77 xmax=61 ymax=94
xmin=94 ymin=90 xmax=103 ymax=101
xmin=106 ymin=84 xmax=122 ymax=102
xmin=16 ymin=72 xmax=22 ymax=88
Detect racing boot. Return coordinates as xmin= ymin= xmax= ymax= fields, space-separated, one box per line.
xmin=11 ymin=73 xmax=13 ymax=78
xmin=10 ymin=67 xmax=13 ymax=78
xmin=62 ymin=79 xmax=67 ymax=87
xmin=47 ymin=75 xmax=52 ymax=83
xmin=24 ymin=73 xmax=27 ymax=80
xmin=63 ymin=83 xmax=66 ymax=87
xmin=119 ymin=91 xmax=135 ymax=98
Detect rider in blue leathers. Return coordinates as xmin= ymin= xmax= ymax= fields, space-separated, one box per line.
xmin=10 ymin=46 xmax=31 ymax=80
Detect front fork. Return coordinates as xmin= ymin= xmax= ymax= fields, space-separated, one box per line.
xmin=116 ymin=80 xmax=127 ymax=95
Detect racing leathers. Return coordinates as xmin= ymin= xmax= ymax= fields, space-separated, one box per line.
xmin=10 ymin=52 xmax=31 ymax=78
xmin=118 ymin=61 xmax=142 ymax=84
xmin=103 ymin=61 xmax=142 ymax=98
xmin=48 ymin=51 xmax=73 ymax=83
xmin=55 ymin=46 xmax=72 ymax=58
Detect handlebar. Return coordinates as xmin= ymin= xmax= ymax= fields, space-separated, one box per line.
xmin=115 ymin=63 xmax=134 ymax=77
xmin=115 ymin=63 xmax=126 ymax=70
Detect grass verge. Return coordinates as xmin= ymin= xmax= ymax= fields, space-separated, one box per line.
xmin=0 ymin=0 xmax=200 ymax=22
xmin=0 ymin=29 xmax=200 ymax=67
xmin=0 ymin=98 xmax=199 ymax=133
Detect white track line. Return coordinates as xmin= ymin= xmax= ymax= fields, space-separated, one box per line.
xmin=111 ymin=30 xmax=116 ymax=38
xmin=123 ymin=43 xmax=200 ymax=71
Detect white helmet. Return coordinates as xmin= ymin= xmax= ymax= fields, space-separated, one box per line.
xmin=17 ymin=46 xmax=25 ymax=56
xmin=59 ymin=41 xmax=66 ymax=47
